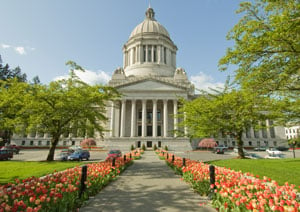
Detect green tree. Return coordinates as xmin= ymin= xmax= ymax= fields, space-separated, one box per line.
xmin=22 ymin=62 xmax=119 ymax=161
xmin=219 ymin=0 xmax=300 ymax=123
xmin=180 ymin=86 xmax=274 ymax=158
xmin=0 ymin=55 xmax=27 ymax=82
xmin=0 ymin=79 xmax=30 ymax=145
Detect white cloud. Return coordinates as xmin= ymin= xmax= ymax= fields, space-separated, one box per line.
xmin=190 ymin=72 xmax=224 ymax=93
xmin=1 ymin=43 xmax=34 ymax=55
xmin=1 ymin=44 xmax=11 ymax=49
xmin=14 ymin=46 xmax=26 ymax=55
xmin=54 ymin=69 xmax=111 ymax=85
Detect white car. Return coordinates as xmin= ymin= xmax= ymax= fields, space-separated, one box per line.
xmin=266 ymin=148 xmax=282 ymax=155
xmin=233 ymin=147 xmax=247 ymax=154
xmin=264 ymin=154 xmax=285 ymax=159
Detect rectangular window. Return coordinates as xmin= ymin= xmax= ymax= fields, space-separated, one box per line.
xmin=30 ymin=141 xmax=34 ymax=146
xmin=148 ymin=45 xmax=152 ymax=62
xmin=157 ymin=111 xmax=161 ymax=121
xmin=273 ymin=141 xmax=277 ymax=146
xmin=22 ymin=140 xmax=26 ymax=145
xmin=248 ymin=141 xmax=252 ymax=146
xmin=147 ymin=126 xmax=152 ymax=136
xmin=246 ymin=127 xmax=251 ymax=138
xmin=157 ymin=125 xmax=161 ymax=136
xmin=38 ymin=140 xmax=42 ymax=145
xmin=147 ymin=111 xmax=152 ymax=123
xmin=138 ymin=111 xmax=142 ymax=120
xmin=138 ymin=126 xmax=142 ymax=136
xmin=47 ymin=141 xmax=50 ymax=146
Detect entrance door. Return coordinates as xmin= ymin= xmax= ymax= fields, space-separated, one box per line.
xmin=147 ymin=141 xmax=152 ymax=148
xmin=147 ymin=126 xmax=152 ymax=136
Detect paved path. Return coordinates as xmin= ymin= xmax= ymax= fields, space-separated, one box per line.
xmin=80 ymin=151 xmax=216 ymax=212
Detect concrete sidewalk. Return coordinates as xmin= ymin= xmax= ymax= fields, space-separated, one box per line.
xmin=80 ymin=151 xmax=216 ymax=212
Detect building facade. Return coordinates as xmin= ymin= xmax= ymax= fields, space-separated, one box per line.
xmin=11 ymin=7 xmax=288 ymax=150
xmin=103 ymin=7 xmax=194 ymax=151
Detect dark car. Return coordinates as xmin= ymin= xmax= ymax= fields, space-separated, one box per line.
xmin=1 ymin=145 xmax=20 ymax=154
xmin=212 ymin=147 xmax=224 ymax=154
xmin=106 ymin=150 xmax=122 ymax=160
xmin=276 ymin=146 xmax=289 ymax=151
xmin=68 ymin=150 xmax=90 ymax=161
xmin=0 ymin=149 xmax=13 ymax=160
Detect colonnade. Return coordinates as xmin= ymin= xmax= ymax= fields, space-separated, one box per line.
xmin=123 ymin=44 xmax=176 ymax=68
xmin=110 ymin=99 xmax=187 ymax=138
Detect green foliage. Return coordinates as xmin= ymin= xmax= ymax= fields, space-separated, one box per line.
xmin=142 ymin=143 xmax=146 ymax=151
xmin=153 ymin=144 xmax=157 ymax=151
xmin=0 ymin=161 xmax=82 ymax=184
xmin=179 ymin=83 xmax=275 ymax=157
xmin=288 ymin=137 xmax=300 ymax=147
xmin=183 ymin=171 xmax=210 ymax=196
xmin=130 ymin=144 xmax=135 ymax=151
xmin=209 ymin=158 xmax=300 ymax=188
xmin=219 ymin=0 xmax=300 ymax=124
xmin=0 ymin=55 xmax=27 ymax=82
xmin=164 ymin=145 xmax=168 ymax=151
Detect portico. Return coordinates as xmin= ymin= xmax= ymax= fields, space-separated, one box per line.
xmin=110 ymin=99 xmax=182 ymax=138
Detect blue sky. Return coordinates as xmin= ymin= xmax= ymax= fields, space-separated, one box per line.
xmin=0 ymin=0 xmax=244 ymax=91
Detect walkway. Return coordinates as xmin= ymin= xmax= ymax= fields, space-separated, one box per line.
xmin=80 ymin=151 xmax=216 ymax=212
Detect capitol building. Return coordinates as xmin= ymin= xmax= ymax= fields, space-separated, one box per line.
xmin=12 ymin=7 xmax=287 ymax=150
xmin=103 ymin=7 xmax=194 ymax=150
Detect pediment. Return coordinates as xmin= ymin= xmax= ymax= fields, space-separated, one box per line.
xmin=117 ymin=79 xmax=185 ymax=92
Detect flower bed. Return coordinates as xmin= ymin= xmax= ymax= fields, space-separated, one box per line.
xmin=156 ymin=149 xmax=300 ymax=211
xmin=0 ymin=152 xmax=136 ymax=211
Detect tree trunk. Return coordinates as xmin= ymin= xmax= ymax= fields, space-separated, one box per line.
xmin=46 ymin=135 xmax=60 ymax=161
xmin=236 ymin=132 xmax=245 ymax=158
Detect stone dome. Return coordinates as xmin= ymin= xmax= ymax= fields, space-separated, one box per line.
xmin=129 ymin=7 xmax=170 ymax=40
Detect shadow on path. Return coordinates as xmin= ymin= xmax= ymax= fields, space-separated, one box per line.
xmin=80 ymin=151 xmax=216 ymax=212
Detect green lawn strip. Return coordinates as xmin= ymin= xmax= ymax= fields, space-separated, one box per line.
xmin=0 ymin=161 xmax=84 ymax=184
xmin=208 ymin=158 xmax=300 ymax=188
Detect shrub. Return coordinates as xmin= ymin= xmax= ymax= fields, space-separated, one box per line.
xmin=164 ymin=145 xmax=168 ymax=151
xmin=153 ymin=144 xmax=157 ymax=151
xmin=130 ymin=144 xmax=135 ymax=151
xmin=142 ymin=144 xmax=146 ymax=151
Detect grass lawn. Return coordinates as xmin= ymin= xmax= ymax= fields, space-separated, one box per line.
xmin=0 ymin=161 xmax=83 ymax=184
xmin=208 ymin=158 xmax=300 ymax=188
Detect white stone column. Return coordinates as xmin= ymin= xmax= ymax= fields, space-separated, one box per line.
xmin=158 ymin=45 xmax=161 ymax=64
xmin=152 ymin=99 xmax=157 ymax=137
xmin=142 ymin=99 xmax=147 ymax=137
xmin=131 ymin=100 xmax=136 ymax=137
xmin=110 ymin=101 xmax=115 ymax=137
xmin=163 ymin=99 xmax=168 ymax=137
xmin=120 ymin=100 xmax=126 ymax=137
xmin=173 ymin=99 xmax=178 ymax=137
xmin=184 ymin=112 xmax=188 ymax=137
xmin=151 ymin=45 xmax=154 ymax=62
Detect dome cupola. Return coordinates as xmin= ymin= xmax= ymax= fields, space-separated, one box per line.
xmin=123 ymin=7 xmax=178 ymax=77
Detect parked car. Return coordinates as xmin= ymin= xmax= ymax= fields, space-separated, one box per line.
xmin=216 ymin=145 xmax=228 ymax=151
xmin=1 ymin=144 xmax=20 ymax=154
xmin=245 ymin=153 xmax=263 ymax=159
xmin=266 ymin=148 xmax=282 ymax=155
xmin=264 ymin=154 xmax=285 ymax=159
xmin=212 ymin=147 xmax=224 ymax=154
xmin=56 ymin=152 xmax=70 ymax=161
xmin=276 ymin=146 xmax=289 ymax=151
xmin=0 ymin=149 xmax=13 ymax=160
xmin=254 ymin=147 xmax=267 ymax=151
xmin=107 ymin=150 xmax=122 ymax=160
xmin=68 ymin=150 xmax=90 ymax=161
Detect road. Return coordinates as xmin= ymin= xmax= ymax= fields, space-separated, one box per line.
xmin=9 ymin=149 xmax=300 ymax=162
